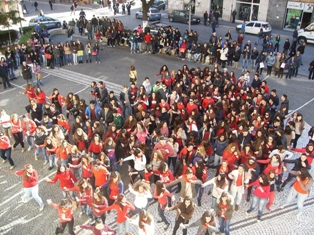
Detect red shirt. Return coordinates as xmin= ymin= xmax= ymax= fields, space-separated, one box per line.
xmin=23 ymin=88 xmax=36 ymax=100
xmin=159 ymin=171 xmax=175 ymax=184
xmin=0 ymin=135 xmax=11 ymax=149
xmin=82 ymin=162 xmax=93 ymax=179
xmin=236 ymin=173 xmax=243 ymax=186
xmin=36 ymin=91 xmax=46 ymax=105
xmin=248 ymin=180 xmax=271 ymax=199
xmin=49 ymin=169 xmax=77 ymax=189
xmin=11 ymin=120 xmax=23 ymax=133
xmin=98 ymin=202 xmax=135 ymax=223
xmin=109 ymin=182 xmax=120 ymax=200
xmin=154 ymin=189 xmax=172 ymax=206
xmin=16 ymin=169 xmax=39 ymax=188
xmin=50 ymin=203 xmax=73 ymax=222
xmin=92 ymin=167 xmax=109 ymax=187
xmin=88 ymin=142 xmax=103 ymax=154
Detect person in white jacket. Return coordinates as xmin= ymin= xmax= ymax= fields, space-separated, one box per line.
xmin=128 ymin=181 xmax=152 ymax=214
xmin=129 ymin=209 xmax=154 ymax=235
xmin=220 ymin=43 xmax=229 ymax=68
xmin=121 ymin=148 xmax=146 ymax=184
xmin=228 ymin=164 xmax=248 ymax=211
xmin=202 ymin=172 xmax=229 ymax=207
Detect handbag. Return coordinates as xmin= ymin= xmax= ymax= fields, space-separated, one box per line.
xmin=179 ymin=48 xmax=186 ymax=53
xmin=92 ymin=50 xmax=97 ymax=56
xmin=280 ymin=63 xmax=286 ymax=69
xmin=77 ymin=50 xmax=83 ymax=56
xmin=37 ymin=73 xmax=43 ymax=80
xmin=259 ymin=62 xmax=265 ymax=68
xmin=45 ymin=53 xmax=52 ymax=59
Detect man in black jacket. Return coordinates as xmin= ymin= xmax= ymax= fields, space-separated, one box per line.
xmin=0 ymin=61 xmax=12 ymax=89
xmin=98 ymin=104 xmax=114 ymax=131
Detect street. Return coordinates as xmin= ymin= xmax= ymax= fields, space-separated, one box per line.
xmin=1 ymin=1 xmax=314 ymax=235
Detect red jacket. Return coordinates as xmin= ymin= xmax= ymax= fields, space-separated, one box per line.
xmin=16 ymin=169 xmax=39 ymax=188
xmin=159 ymin=170 xmax=175 ymax=184
xmin=36 ymin=91 xmax=46 ymax=105
xmin=248 ymin=180 xmax=270 ymax=199
xmin=144 ymin=34 xmax=152 ymax=43
xmin=23 ymin=88 xmax=36 ymax=100
xmin=97 ymin=201 xmax=135 ymax=223
xmin=21 ymin=119 xmax=37 ymax=136
xmin=0 ymin=135 xmax=11 ymax=149
xmin=88 ymin=142 xmax=103 ymax=154
xmin=82 ymin=162 xmax=93 ymax=179
xmin=11 ymin=120 xmax=23 ymax=134
xmin=154 ymin=142 xmax=175 ymax=160
xmin=257 ymin=159 xmax=282 ymax=175
xmin=154 ymin=189 xmax=172 ymax=206
xmin=48 ymin=93 xmax=65 ymax=107
xmin=186 ymin=103 xmax=198 ymax=115
xmin=49 ymin=169 xmax=77 ymax=189
xmin=222 ymin=150 xmax=239 ymax=171
xmin=50 ymin=203 xmax=73 ymax=222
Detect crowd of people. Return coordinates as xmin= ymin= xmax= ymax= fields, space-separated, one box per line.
xmin=1 ymin=55 xmax=314 ymax=234
xmin=1 ymin=10 xmax=314 ymax=235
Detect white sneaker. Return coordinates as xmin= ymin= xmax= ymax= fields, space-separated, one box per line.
xmin=21 ymin=196 xmax=27 ymax=203
xmin=39 ymin=205 xmax=44 ymax=211
xmin=35 ymin=155 xmax=38 ymax=161
xmin=280 ymin=205 xmax=286 ymax=209
xmin=43 ymin=160 xmax=48 ymax=165
xmin=27 ymin=146 xmax=32 ymax=151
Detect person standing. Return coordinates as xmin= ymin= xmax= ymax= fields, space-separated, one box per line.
xmin=0 ymin=130 xmax=15 ymax=169
xmin=265 ymin=51 xmax=275 ymax=76
xmin=47 ymin=198 xmax=75 ymax=235
xmin=286 ymin=56 xmax=297 ymax=79
xmin=34 ymin=1 xmax=38 ymax=11
xmin=211 ymin=18 xmax=217 ymax=33
xmin=246 ymin=175 xmax=270 ymax=221
xmin=294 ymin=51 xmax=302 ymax=77
xmin=292 ymin=28 xmax=298 ymax=44
xmin=232 ymin=9 xmax=237 ymax=23
xmin=15 ymin=164 xmax=44 ymax=210
xmin=280 ymin=168 xmax=312 ymax=219
xmin=49 ymin=0 xmax=53 ymax=10
xmin=168 ymin=196 xmax=195 ymax=235
xmin=241 ymin=21 xmax=246 ymax=35
xmin=309 ymin=59 xmax=314 ymax=80
xmin=228 ymin=165 xmax=246 ymax=211
xmin=0 ymin=60 xmax=12 ymax=89
xmin=203 ymin=11 xmax=208 ymax=25
xmin=126 ymin=1 xmax=131 ymax=15
xmin=215 ymin=192 xmax=234 ymax=235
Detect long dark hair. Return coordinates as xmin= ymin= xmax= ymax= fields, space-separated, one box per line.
xmin=138 ymin=209 xmax=152 ymax=229
xmin=215 ymin=173 xmax=227 ymax=189
xmin=155 ymin=181 xmax=165 ymax=196
xmin=299 ymin=168 xmax=312 ymax=181
xmin=200 ymin=209 xmax=216 ymax=225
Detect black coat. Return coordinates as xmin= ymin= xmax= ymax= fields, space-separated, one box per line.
xmin=21 ymin=65 xmax=32 ymax=80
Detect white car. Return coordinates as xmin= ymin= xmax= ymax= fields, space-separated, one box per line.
xmin=297 ymin=22 xmax=314 ymax=44
xmin=236 ymin=21 xmax=272 ymax=35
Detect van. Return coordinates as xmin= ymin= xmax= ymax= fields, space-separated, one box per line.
xmin=297 ymin=22 xmax=314 ymax=44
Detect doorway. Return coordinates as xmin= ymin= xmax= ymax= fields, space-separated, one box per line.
xmin=301 ymin=12 xmax=312 ymax=29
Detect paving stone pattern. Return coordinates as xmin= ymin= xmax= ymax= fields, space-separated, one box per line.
xmin=78 ymin=125 xmax=314 ymax=235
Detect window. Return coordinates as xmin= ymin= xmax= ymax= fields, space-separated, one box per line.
xmin=151 ymin=9 xmax=159 ymax=13
xmin=254 ymin=23 xmax=261 ymax=27
xmin=247 ymin=22 xmax=254 ymax=26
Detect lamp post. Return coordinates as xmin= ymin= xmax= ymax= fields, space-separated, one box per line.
xmin=183 ymin=0 xmax=201 ymax=32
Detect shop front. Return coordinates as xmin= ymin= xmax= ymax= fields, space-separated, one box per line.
xmin=284 ymin=1 xmax=314 ymax=30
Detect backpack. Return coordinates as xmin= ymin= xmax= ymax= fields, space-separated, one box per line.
xmin=70 ymin=5 xmax=74 ymax=10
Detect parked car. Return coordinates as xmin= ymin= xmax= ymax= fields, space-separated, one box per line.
xmin=151 ymin=0 xmax=166 ymax=11
xmin=236 ymin=21 xmax=272 ymax=35
xmin=168 ymin=10 xmax=201 ymax=24
xmin=297 ymin=22 xmax=314 ymax=44
xmin=134 ymin=21 xmax=171 ymax=35
xmin=135 ymin=8 xmax=161 ymax=21
xmin=29 ymin=16 xmax=61 ymax=29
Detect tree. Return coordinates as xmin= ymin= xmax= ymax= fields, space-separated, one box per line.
xmin=141 ymin=0 xmax=155 ymax=26
xmin=0 ymin=11 xmax=24 ymax=45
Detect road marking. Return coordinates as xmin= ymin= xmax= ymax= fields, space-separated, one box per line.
xmin=0 ymin=88 xmax=17 ymax=94
xmin=288 ymin=97 xmax=314 ymax=116
xmin=262 ymin=75 xmax=269 ymax=81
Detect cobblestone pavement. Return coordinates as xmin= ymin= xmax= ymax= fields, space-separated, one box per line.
xmin=77 ymin=124 xmax=314 ymax=235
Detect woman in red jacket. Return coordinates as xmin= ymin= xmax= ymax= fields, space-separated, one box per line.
xmin=46 ymin=164 xmax=77 ymax=198
xmin=47 ymin=198 xmax=75 ymax=235
xmin=0 ymin=130 xmax=15 ymax=169
xmin=19 ymin=84 xmax=36 ymax=101
xmin=222 ymin=143 xmax=241 ymax=171
xmin=10 ymin=113 xmax=25 ymax=153
xmin=94 ymin=193 xmax=135 ymax=234
xmin=68 ymin=179 xmax=93 ymax=219
xmin=92 ymin=187 xmax=108 ymax=224
xmin=56 ymin=140 xmax=71 ymax=166
xmin=35 ymin=87 xmax=46 ymax=110
xmin=246 ymin=174 xmax=270 ymax=221
xmin=154 ymin=180 xmax=174 ymax=231
xmin=102 ymin=171 xmax=124 ymax=207
xmin=257 ymin=154 xmax=282 ymax=175
xmin=88 ymin=134 xmax=103 ymax=160
xmin=81 ymin=154 xmax=93 ymax=179
xmin=15 ymin=164 xmax=44 ymax=211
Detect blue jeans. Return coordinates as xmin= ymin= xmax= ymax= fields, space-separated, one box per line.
xmin=146 ymin=43 xmax=151 ymax=52
xmin=285 ymin=186 xmax=308 ymax=213
xmin=95 ymin=53 xmax=100 ymax=62
xmin=87 ymin=31 xmax=93 ymax=40
xmin=117 ymin=219 xmax=130 ymax=234
xmin=138 ymin=43 xmax=142 ymax=53
xmin=86 ymin=53 xmax=91 ymax=61
xmin=16 ymin=57 xmax=21 ymax=67
xmin=286 ymin=67 xmax=295 ymax=78
xmin=48 ymin=154 xmax=56 ymax=167
xmin=195 ymin=184 xmax=204 ymax=200
xmin=66 ymin=54 xmax=72 ymax=64
xmin=27 ymin=136 xmax=34 ymax=148
xmin=242 ymin=59 xmax=249 ymax=70
xmin=35 ymin=147 xmax=48 ymax=161
xmin=249 ymin=195 xmax=267 ymax=216
xmin=219 ymin=217 xmax=230 ymax=235
xmin=212 ymin=196 xmax=217 ymax=208
xmin=0 ymin=148 xmax=14 ymax=166
xmin=62 ymin=190 xmax=75 ymax=199
xmin=78 ymin=55 xmax=83 ymax=62
xmin=34 ymin=74 xmax=44 ymax=87
xmin=130 ymin=42 xmax=137 ymax=52
xmin=22 ymin=184 xmax=44 ymax=206
xmin=122 ymin=105 xmax=132 ymax=119
xmin=256 ymin=37 xmax=263 ymax=45
xmin=158 ymin=203 xmax=169 ymax=224
xmin=9 ymin=67 xmax=15 ymax=78
xmin=81 ymin=203 xmax=93 ymax=218
xmin=109 ymin=154 xmax=118 ymax=171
